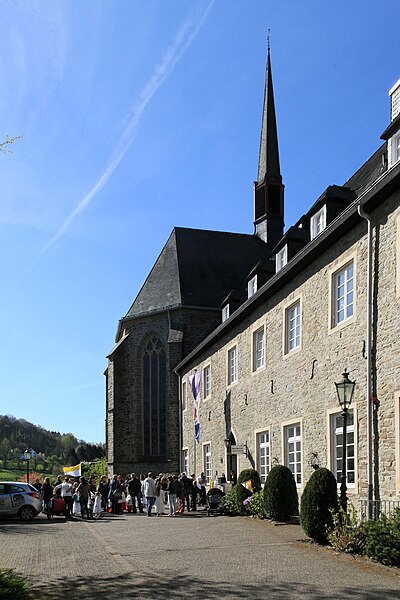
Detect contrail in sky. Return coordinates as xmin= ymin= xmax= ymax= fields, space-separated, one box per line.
xmin=31 ymin=0 xmax=215 ymax=268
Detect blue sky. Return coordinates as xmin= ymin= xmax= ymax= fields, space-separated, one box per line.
xmin=1 ymin=1 xmax=399 ymax=444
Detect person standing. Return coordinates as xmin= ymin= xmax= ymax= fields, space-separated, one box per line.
xmin=167 ymin=476 xmax=177 ymax=516
xmin=127 ymin=473 xmax=144 ymax=513
xmin=77 ymin=476 xmax=90 ymax=519
xmin=142 ymin=472 xmax=157 ymax=517
xmin=180 ymin=473 xmax=192 ymax=512
xmin=98 ymin=475 xmax=109 ymax=511
xmin=154 ymin=474 xmax=164 ymax=516
xmin=55 ymin=476 xmax=73 ymax=519
xmin=42 ymin=477 xmax=53 ymax=514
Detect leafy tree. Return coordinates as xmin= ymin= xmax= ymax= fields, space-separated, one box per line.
xmin=0 ymin=134 xmax=22 ymax=153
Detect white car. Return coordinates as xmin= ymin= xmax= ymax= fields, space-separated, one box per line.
xmin=0 ymin=481 xmax=42 ymax=520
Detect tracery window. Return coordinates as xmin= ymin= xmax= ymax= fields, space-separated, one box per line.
xmin=142 ymin=336 xmax=166 ymax=457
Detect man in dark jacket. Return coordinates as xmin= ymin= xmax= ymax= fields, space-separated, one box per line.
xmin=127 ymin=473 xmax=143 ymax=513
xmin=180 ymin=473 xmax=192 ymax=512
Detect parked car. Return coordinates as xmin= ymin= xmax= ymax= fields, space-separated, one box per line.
xmin=0 ymin=481 xmax=42 ymax=520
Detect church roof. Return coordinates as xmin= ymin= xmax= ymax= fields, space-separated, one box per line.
xmin=125 ymin=227 xmax=272 ymax=319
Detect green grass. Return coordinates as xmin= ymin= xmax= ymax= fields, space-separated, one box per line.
xmin=0 ymin=468 xmax=52 ymax=481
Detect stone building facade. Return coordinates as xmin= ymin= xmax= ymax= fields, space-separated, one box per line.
xmin=177 ymin=76 xmax=400 ymax=505
xmin=107 ymin=44 xmax=400 ymax=507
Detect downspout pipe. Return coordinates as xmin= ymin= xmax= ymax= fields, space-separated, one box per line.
xmin=357 ymin=204 xmax=373 ymax=513
xmin=175 ymin=368 xmax=182 ymax=474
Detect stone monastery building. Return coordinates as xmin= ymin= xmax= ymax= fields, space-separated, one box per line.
xmin=106 ymin=47 xmax=400 ymax=507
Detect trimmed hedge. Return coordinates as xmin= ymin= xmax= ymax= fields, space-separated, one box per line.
xmin=263 ymin=465 xmax=298 ymax=521
xmin=236 ymin=468 xmax=262 ymax=493
xmin=300 ymin=467 xmax=338 ymax=544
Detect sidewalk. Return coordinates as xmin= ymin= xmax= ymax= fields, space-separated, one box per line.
xmin=1 ymin=511 xmax=399 ymax=599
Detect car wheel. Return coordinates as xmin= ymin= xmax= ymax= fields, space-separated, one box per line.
xmin=19 ymin=506 xmax=36 ymax=521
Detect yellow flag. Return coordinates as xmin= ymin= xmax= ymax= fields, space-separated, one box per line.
xmin=63 ymin=463 xmax=81 ymax=477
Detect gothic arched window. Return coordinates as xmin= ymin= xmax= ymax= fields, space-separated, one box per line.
xmin=142 ymin=336 xmax=166 ymax=457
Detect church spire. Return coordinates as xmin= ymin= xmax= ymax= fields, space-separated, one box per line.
xmin=254 ymin=36 xmax=284 ymax=249
xmin=257 ymin=39 xmax=281 ymax=183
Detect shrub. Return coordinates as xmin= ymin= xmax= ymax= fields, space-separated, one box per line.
xmin=219 ymin=484 xmax=251 ymax=516
xmin=263 ymin=465 xmax=298 ymax=522
xmin=244 ymin=490 xmax=265 ymax=518
xmin=0 ymin=569 xmax=31 ymax=599
xmin=300 ymin=467 xmax=338 ymax=544
xmin=361 ymin=509 xmax=400 ymax=566
xmin=237 ymin=468 xmax=262 ymax=493
xmin=327 ymin=505 xmax=365 ymax=554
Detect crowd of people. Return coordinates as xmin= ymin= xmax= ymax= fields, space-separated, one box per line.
xmin=31 ymin=471 xmax=218 ymax=519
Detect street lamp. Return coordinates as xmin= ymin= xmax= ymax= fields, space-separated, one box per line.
xmin=21 ymin=448 xmax=36 ymax=484
xmin=335 ymin=370 xmax=356 ymax=512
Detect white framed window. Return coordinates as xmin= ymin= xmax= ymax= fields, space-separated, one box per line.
xmin=203 ymin=443 xmax=211 ymax=484
xmin=256 ymin=430 xmax=270 ymax=483
xmin=330 ymin=411 xmax=355 ymax=488
xmin=248 ymin=275 xmax=257 ymax=298
xmin=182 ymin=448 xmax=188 ymax=474
xmin=395 ymin=134 xmax=400 ymax=163
xmin=285 ymin=301 xmax=301 ymax=353
xmin=182 ymin=381 xmax=187 ymax=411
xmin=222 ymin=304 xmax=230 ymax=322
xmin=284 ymin=423 xmax=302 ymax=486
xmin=227 ymin=345 xmax=237 ymax=385
xmin=252 ymin=327 xmax=265 ymax=371
xmin=333 ymin=261 xmax=354 ymax=326
xmin=310 ymin=205 xmax=326 ymax=240
xmin=203 ymin=364 xmax=211 ymax=399
xmin=276 ymin=245 xmax=288 ymax=272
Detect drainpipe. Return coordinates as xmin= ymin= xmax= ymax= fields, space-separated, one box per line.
xmin=357 ymin=204 xmax=373 ymax=513
xmin=176 ymin=369 xmax=182 ymax=473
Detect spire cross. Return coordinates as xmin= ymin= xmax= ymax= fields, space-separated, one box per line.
xmin=267 ymin=29 xmax=271 ymax=53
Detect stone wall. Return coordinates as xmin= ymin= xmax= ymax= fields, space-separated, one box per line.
xmin=181 ymin=191 xmax=400 ymax=501
xmin=106 ymin=306 xmax=221 ymax=476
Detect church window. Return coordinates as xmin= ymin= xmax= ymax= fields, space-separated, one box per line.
xmin=276 ymin=245 xmax=287 ymax=272
xmin=333 ymin=261 xmax=354 ymax=326
xmin=227 ymin=345 xmax=237 ymax=385
xmin=248 ymin=275 xmax=257 ymax=298
xmin=285 ymin=301 xmax=301 ymax=353
xmin=284 ymin=422 xmax=302 ymax=486
xmin=203 ymin=365 xmax=211 ymax=399
xmin=256 ymin=430 xmax=270 ymax=483
xmin=310 ymin=206 xmax=326 ymax=240
xmin=142 ymin=336 xmax=166 ymax=457
xmin=253 ymin=327 xmax=265 ymax=371
xmin=222 ymin=304 xmax=230 ymax=322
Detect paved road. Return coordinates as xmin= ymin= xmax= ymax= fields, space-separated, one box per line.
xmin=1 ymin=510 xmax=399 ymax=599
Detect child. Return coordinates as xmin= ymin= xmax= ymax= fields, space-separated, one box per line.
xmin=93 ymin=491 xmax=103 ymax=519
xmin=87 ymin=489 xmax=95 ymax=519
xmin=72 ymin=485 xmax=81 ymax=518
xmin=125 ymin=493 xmax=133 ymax=513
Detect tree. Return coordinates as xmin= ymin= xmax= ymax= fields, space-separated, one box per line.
xmin=263 ymin=465 xmax=299 ymax=521
xmin=0 ymin=438 xmax=12 ymax=469
xmin=0 ymin=135 xmax=22 ymax=153
xmin=300 ymin=467 xmax=339 ymax=544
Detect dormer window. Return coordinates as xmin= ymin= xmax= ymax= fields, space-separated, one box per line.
xmin=395 ymin=133 xmax=400 ymax=163
xmin=222 ymin=304 xmax=230 ymax=322
xmin=248 ymin=275 xmax=257 ymax=298
xmin=310 ymin=205 xmax=326 ymax=240
xmin=276 ymin=245 xmax=287 ymax=272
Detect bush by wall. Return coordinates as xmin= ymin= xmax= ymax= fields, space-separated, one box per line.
xmin=243 ymin=490 xmax=265 ymax=518
xmin=263 ymin=464 xmax=298 ymax=522
xmin=300 ymin=467 xmax=338 ymax=544
xmin=236 ymin=468 xmax=261 ymax=493
xmin=361 ymin=508 xmax=400 ymax=566
xmin=219 ymin=483 xmax=251 ymax=516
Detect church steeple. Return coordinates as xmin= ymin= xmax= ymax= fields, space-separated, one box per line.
xmin=254 ymin=39 xmax=284 ymax=249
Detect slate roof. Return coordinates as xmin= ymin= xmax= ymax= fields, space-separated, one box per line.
xmin=344 ymin=143 xmax=387 ymax=195
xmin=125 ymin=227 xmax=272 ymax=318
